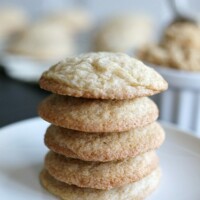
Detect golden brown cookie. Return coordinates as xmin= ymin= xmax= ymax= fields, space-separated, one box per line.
xmin=38 ymin=94 xmax=158 ymax=132
xmin=45 ymin=122 xmax=165 ymax=162
xmin=39 ymin=52 xmax=168 ymax=99
xmin=44 ymin=150 xmax=158 ymax=190
xmin=40 ymin=167 xmax=161 ymax=200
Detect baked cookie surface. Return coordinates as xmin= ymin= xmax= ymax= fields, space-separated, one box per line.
xmin=44 ymin=150 xmax=158 ymax=190
xmin=38 ymin=94 xmax=159 ymax=132
xmin=45 ymin=122 xmax=165 ymax=162
xmin=40 ymin=167 xmax=161 ymax=200
xmin=39 ymin=52 xmax=168 ymax=99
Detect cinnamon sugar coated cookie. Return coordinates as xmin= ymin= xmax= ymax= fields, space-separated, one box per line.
xmin=39 ymin=52 xmax=168 ymax=99
xmin=44 ymin=150 xmax=158 ymax=190
xmin=40 ymin=167 xmax=161 ymax=200
xmin=45 ymin=122 xmax=165 ymax=162
xmin=38 ymin=94 xmax=159 ymax=132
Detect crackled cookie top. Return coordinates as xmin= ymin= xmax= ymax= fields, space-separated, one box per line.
xmin=40 ymin=52 xmax=168 ymax=99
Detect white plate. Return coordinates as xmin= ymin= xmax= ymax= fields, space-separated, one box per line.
xmin=0 ymin=118 xmax=200 ymax=200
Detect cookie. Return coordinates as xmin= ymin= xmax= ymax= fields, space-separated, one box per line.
xmin=40 ymin=167 xmax=161 ymax=200
xmin=39 ymin=52 xmax=168 ymax=99
xmin=38 ymin=94 xmax=158 ymax=132
xmin=163 ymin=22 xmax=200 ymax=50
xmin=44 ymin=150 xmax=158 ymax=190
xmin=0 ymin=7 xmax=27 ymax=40
xmin=8 ymin=22 xmax=74 ymax=60
xmin=95 ymin=15 xmax=153 ymax=53
xmin=45 ymin=122 xmax=165 ymax=162
xmin=138 ymin=22 xmax=200 ymax=71
xmin=44 ymin=9 xmax=92 ymax=34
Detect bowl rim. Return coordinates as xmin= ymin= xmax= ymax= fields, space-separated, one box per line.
xmin=147 ymin=63 xmax=200 ymax=90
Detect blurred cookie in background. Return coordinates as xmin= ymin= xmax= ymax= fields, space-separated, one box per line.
xmin=41 ymin=9 xmax=92 ymax=35
xmin=1 ymin=8 xmax=93 ymax=83
xmin=40 ymin=9 xmax=93 ymax=54
xmin=2 ymin=20 xmax=75 ymax=83
xmin=94 ymin=14 xmax=153 ymax=54
xmin=0 ymin=7 xmax=28 ymax=44
xmin=138 ymin=22 xmax=200 ymax=71
xmin=163 ymin=22 xmax=200 ymax=50
xmin=7 ymin=21 xmax=75 ymax=61
xmin=138 ymin=21 xmax=200 ymax=134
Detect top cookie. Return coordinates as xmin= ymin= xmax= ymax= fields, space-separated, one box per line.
xmin=39 ymin=52 xmax=168 ymax=99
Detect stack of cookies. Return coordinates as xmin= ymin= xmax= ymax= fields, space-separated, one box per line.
xmin=38 ymin=52 xmax=168 ymax=200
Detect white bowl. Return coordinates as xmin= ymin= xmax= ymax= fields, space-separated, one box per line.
xmin=0 ymin=52 xmax=58 ymax=83
xmin=151 ymin=65 xmax=200 ymax=136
